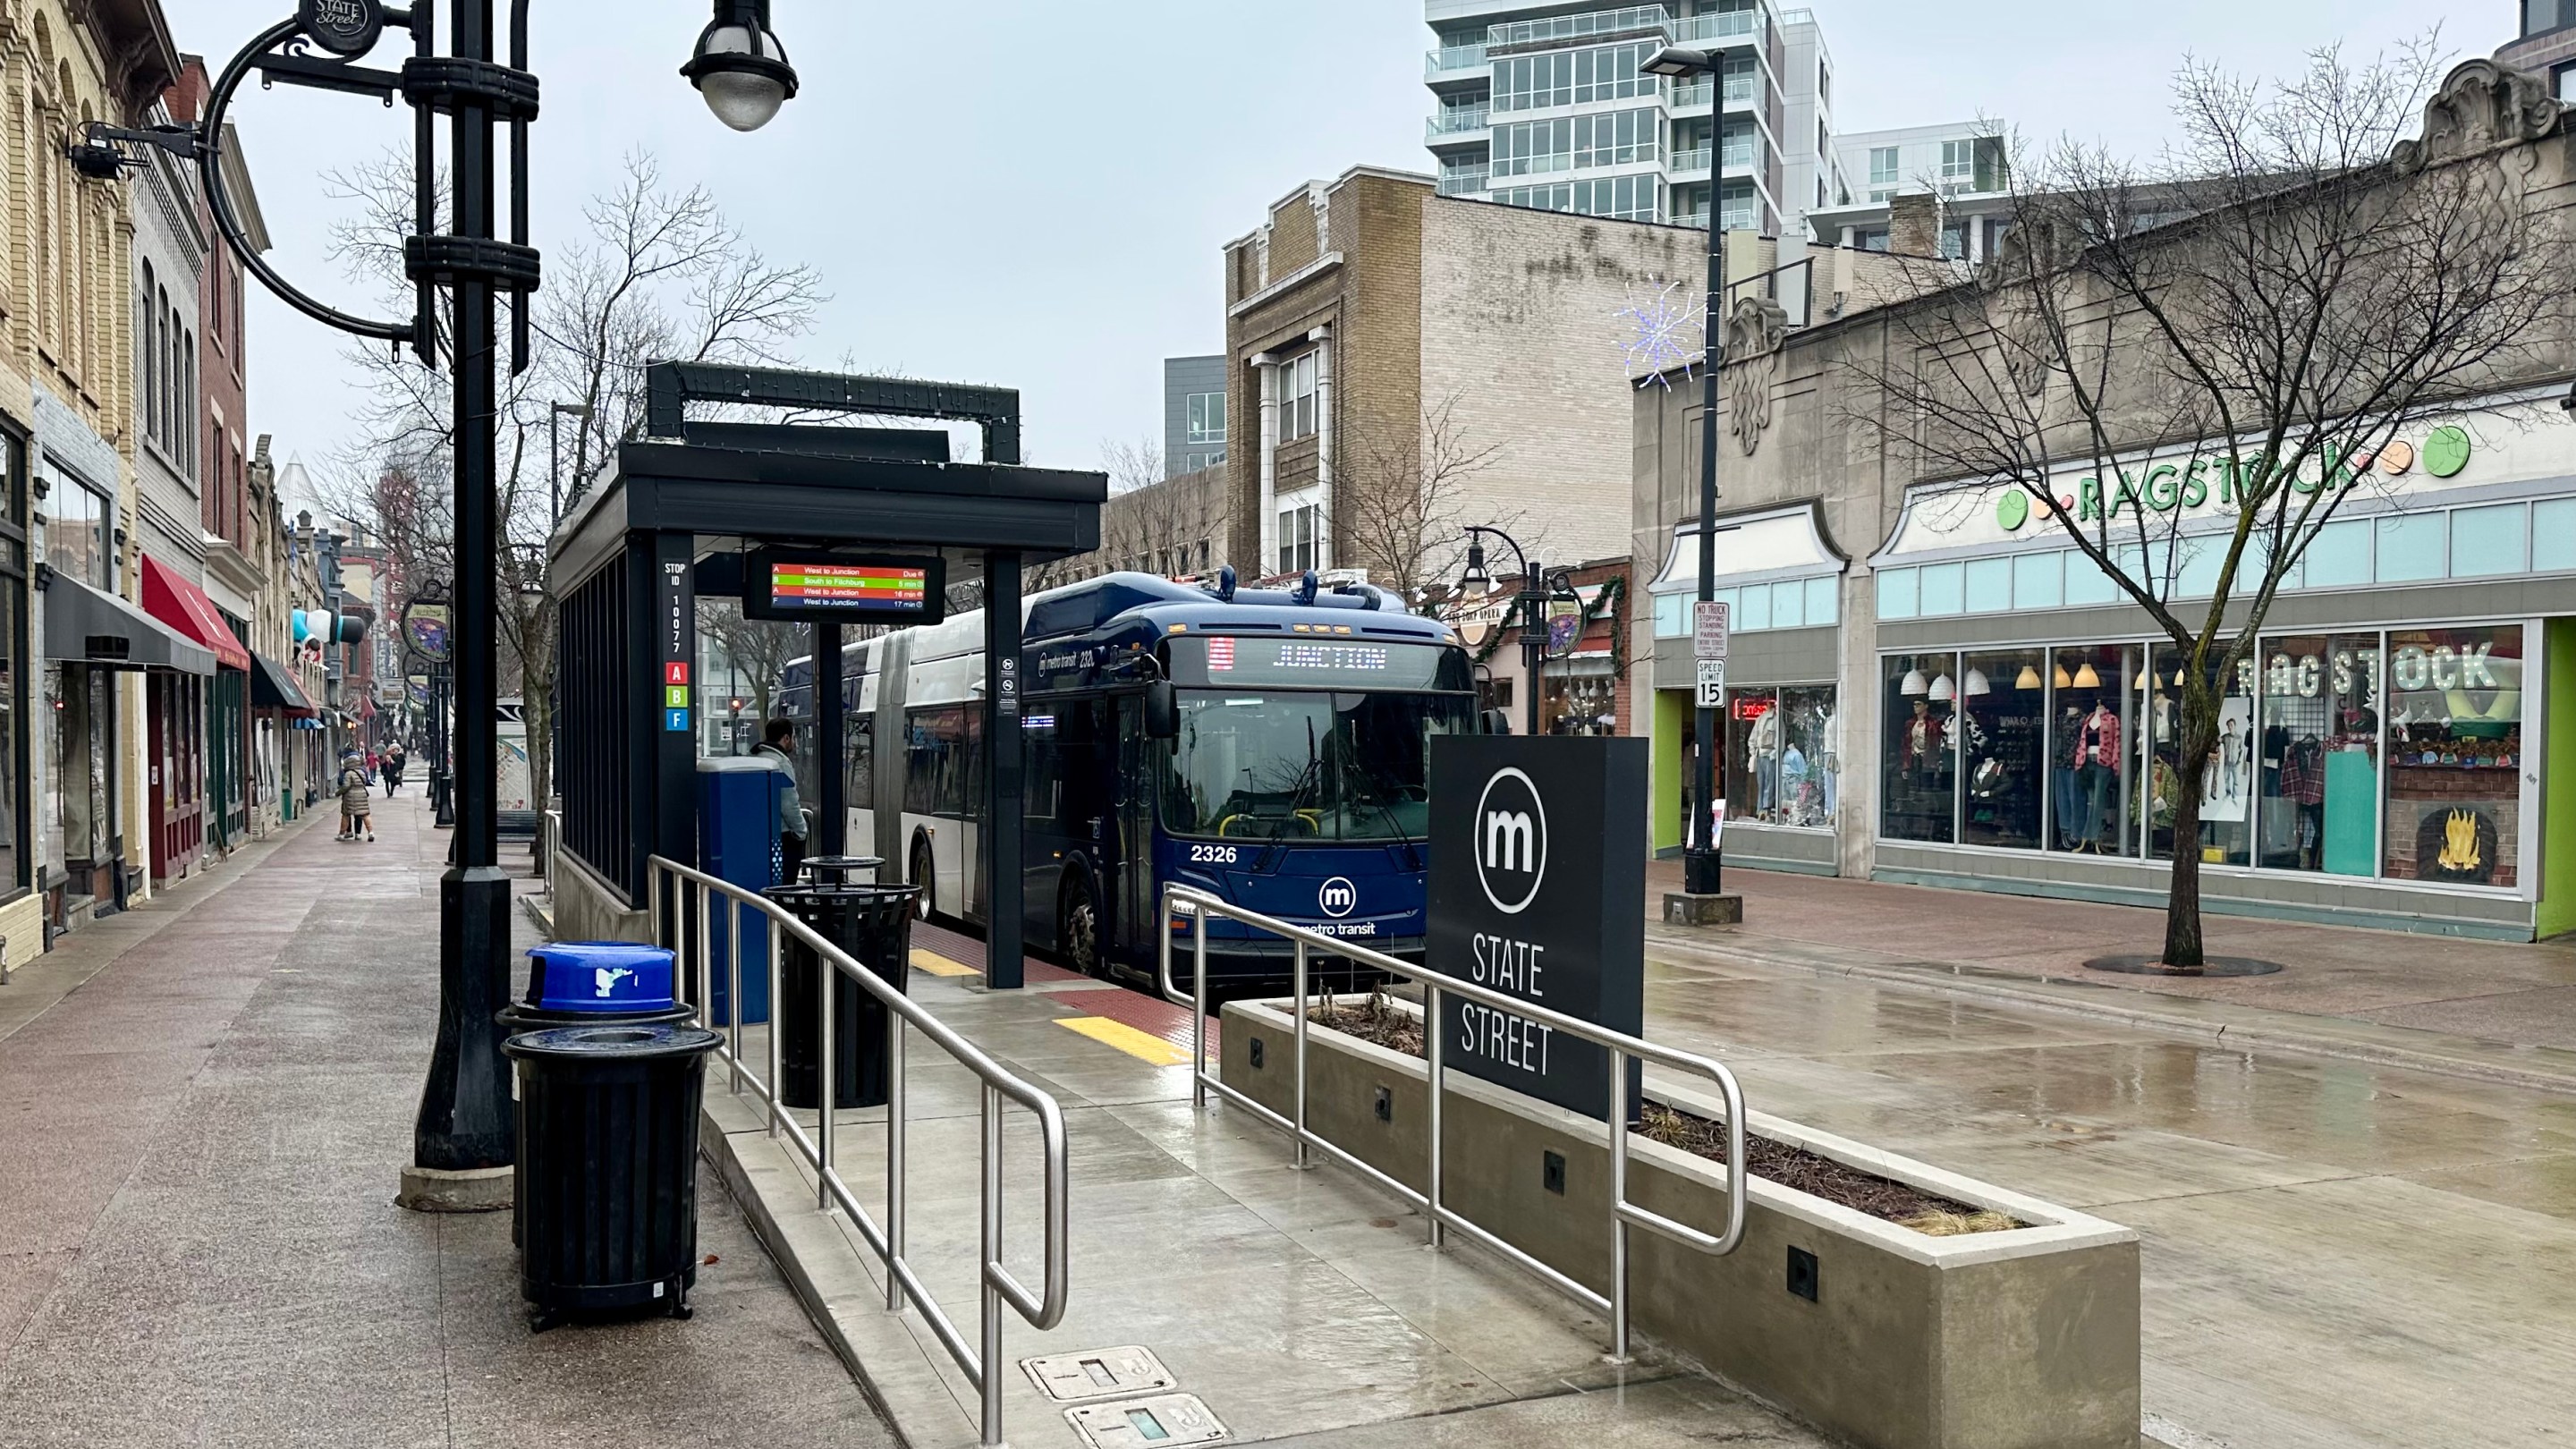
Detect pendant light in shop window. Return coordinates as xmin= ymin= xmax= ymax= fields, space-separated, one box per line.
xmin=2072 ymin=661 xmax=2101 ymax=689
xmin=1901 ymin=666 xmax=1929 ymax=695
xmin=1963 ymin=668 xmax=1992 ymax=697
xmin=2017 ymin=665 xmax=2044 ymax=691
xmin=1928 ymin=673 xmax=1956 ymax=702
xmin=2053 ymin=661 xmax=2072 ymax=690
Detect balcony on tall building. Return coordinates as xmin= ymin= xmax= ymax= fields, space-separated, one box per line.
xmin=1436 ymin=164 xmax=1490 ymax=196
xmin=1428 ymin=106 xmax=1491 ymax=142
xmin=1426 ymin=43 xmax=1488 ymax=80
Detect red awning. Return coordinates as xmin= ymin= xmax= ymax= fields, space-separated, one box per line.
xmin=140 ymin=555 xmax=251 ymax=673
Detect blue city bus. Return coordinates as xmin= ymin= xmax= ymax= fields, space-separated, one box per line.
xmin=777 ymin=571 xmax=1478 ymax=986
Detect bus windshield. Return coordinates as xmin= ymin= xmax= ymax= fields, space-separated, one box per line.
xmin=1167 ymin=690 xmax=1476 ymax=841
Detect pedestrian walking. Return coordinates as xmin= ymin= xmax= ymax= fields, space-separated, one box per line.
xmin=382 ymin=743 xmax=406 ymax=796
xmin=338 ymin=752 xmax=377 ymax=843
xmin=752 ymin=720 xmax=807 ymax=881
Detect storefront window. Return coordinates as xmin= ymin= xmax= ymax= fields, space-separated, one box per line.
xmin=2147 ymin=648 xmax=2256 ymax=866
xmin=2049 ymin=644 xmax=2137 ymax=856
xmin=0 ymin=584 xmax=16 ymax=893
xmin=2258 ymin=634 xmax=2380 ymax=874
xmin=1723 ymin=688 xmax=1772 ymax=823
xmin=1544 ymin=671 xmax=1618 ymax=736
xmin=47 ymin=476 xmax=109 ymax=589
xmin=1960 ymin=648 xmax=2044 ymax=849
xmin=1881 ymin=654 xmax=1956 ymax=842
xmin=1777 ymin=685 xmax=1837 ymax=827
xmin=1732 ymin=685 xmax=1839 ymax=827
xmin=2382 ymin=625 xmax=2521 ymax=887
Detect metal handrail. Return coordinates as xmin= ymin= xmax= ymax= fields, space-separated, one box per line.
xmin=648 ymin=856 xmax=1070 ymax=1448
xmin=1156 ymin=885 xmax=1745 ymax=1362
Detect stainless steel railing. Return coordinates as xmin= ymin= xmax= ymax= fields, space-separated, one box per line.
xmin=1157 ymin=885 xmax=1746 ymax=1362
xmin=648 ymin=856 xmax=1071 ymax=1448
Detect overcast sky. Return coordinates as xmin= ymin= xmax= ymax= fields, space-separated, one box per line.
xmin=174 ymin=0 xmax=2501 ymax=494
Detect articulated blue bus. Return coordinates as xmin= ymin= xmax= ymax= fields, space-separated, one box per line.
xmin=778 ymin=571 xmax=1477 ymax=986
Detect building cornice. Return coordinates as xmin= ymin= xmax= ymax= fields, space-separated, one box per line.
xmin=1227 ymin=252 xmax=1344 ymax=319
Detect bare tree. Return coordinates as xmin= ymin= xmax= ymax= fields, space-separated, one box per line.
xmin=698 ymin=596 xmax=804 ymax=735
xmin=1838 ymin=44 xmax=2569 ymax=969
xmin=319 ymin=150 xmax=823 ymax=808
xmin=1030 ymin=438 xmax=1219 ymax=589
xmin=1339 ymin=397 xmax=1504 ymax=609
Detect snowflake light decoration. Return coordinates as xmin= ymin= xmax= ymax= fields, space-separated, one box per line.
xmin=1615 ymin=280 xmax=1704 ymax=389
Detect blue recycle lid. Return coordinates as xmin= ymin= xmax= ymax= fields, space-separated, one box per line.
xmin=526 ymin=941 xmax=678 ymax=1014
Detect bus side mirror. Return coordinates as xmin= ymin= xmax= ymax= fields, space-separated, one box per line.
xmin=1145 ymin=681 xmax=1180 ymax=740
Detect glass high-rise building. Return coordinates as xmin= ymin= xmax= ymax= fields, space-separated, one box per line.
xmin=1424 ymin=1 xmax=1847 ymax=240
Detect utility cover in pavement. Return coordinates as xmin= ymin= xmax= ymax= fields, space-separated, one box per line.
xmin=1064 ymin=1394 xmax=1225 ymax=1448
xmin=1022 ymin=1346 xmax=1177 ymax=1402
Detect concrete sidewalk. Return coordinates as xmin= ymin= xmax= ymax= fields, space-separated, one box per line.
xmin=0 ymin=792 xmax=892 ymax=1448
xmin=1652 ymin=862 xmax=2576 ymax=1093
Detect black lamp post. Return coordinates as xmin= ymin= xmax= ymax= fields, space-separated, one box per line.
xmin=1458 ymin=525 xmax=1567 ymax=739
xmin=1640 ymin=41 xmax=1729 ymax=897
xmin=72 ymin=0 xmax=799 ymax=1210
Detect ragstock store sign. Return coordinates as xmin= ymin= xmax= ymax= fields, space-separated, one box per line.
xmin=1428 ymin=736 xmax=1646 ymax=1122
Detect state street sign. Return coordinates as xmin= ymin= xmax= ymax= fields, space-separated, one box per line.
xmin=1428 ymin=735 xmax=1646 ymax=1122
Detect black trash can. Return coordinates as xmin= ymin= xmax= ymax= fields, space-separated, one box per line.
xmin=504 ymin=1022 xmax=720 ymax=1327
xmin=500 ymin=943 xmax=696 ymax=1247
xmin=763 ymin=876 xmax=917 ymax=1110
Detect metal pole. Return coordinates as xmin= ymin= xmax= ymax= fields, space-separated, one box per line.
xmin=982 ymin=553 xmax=1025 ymax=988
xmin=1685 ymin=207 xmax=1725 ymax=896
xmin=886 ymin=991 xmax=907 ymax=1311
xmin=1608 ymin=1046 xmax=1631 ymax=1363
xmin=979 ymin=1082 xmax=1005 ymax=1447
xmin=1426 ymin=983 xmax=1445 ymax=1248
xmin=1191 ymin=921 xmax=1208 ymax=1109
xmin=1292 ymin=939 xmax=1309 ymax=1169
xmin=766 ymin=921 xmax=783 ymax=1140
xmin=696 ymin=881 xmax=713 ymax=1025
xmin=818 ymin=953 xmax=836 ymax=1211
xmin=814 ymin=621 xmax=843 ymax=857
xmin=1521 ymin=557 xmax=1546 ymax=739
xmin=412 ymin=0 xmax=516 ymax=1179
xmin=727 ymin=898 xmax=743 ymax=1095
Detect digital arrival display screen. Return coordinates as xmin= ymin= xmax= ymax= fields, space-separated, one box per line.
xmin=1170 ymin=634 xmax=1468 ymax=691
xmin=742 ymin=550 xmax=946 ymax=624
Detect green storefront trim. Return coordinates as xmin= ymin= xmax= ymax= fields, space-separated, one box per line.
xmin=2541 ymin=618 xmax=2576 ymax=939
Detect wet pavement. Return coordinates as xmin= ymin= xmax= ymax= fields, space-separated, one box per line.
xmin=0 ymin=792 xmax=893 ymax=1448
xmin=1635 ymin=932 xmax=2576 ymax=1449
xmin=1648 ymin=860 xmax=2576 ymax=1052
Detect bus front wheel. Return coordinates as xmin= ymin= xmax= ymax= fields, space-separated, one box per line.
xmin=910 ymin=838 xmax=936 ymax=922
xmin=1058 ymin=874 xmax=1101 ymax=978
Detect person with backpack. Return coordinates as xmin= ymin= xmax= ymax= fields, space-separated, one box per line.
xmin=382 ymin=742 xmax=407 ymax=797
xmin=338 ymin=751 xmax=376 ymax=843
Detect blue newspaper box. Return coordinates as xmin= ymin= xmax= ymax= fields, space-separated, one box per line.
xmin=696 ymin=757 xmax=785 ymax=1025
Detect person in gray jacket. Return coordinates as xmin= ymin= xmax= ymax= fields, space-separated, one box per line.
xmin=752 ymin=719 xmax=807 ymax=880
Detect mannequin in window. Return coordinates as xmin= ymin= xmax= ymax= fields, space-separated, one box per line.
xmin=2070 ymin=702 xmax=2122 ymax=852
xmin=1900 ymin=699 xmax=1947 ymax=778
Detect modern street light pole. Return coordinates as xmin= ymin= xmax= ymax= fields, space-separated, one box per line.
xmin=1642 ymin=43 xmax=1730 ymax=897
xmin=72 ymin=0 xmax=801 ymax=1210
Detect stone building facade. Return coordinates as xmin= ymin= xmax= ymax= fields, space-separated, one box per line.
xmin=1222 ymin=166 xmax=1708 ymax=593
xmin=1632 ymin=60 xmax=2576 ymax=942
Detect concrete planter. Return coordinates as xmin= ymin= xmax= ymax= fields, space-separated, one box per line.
xmin=1220 ymin=997 xmax=2140 ymax=1449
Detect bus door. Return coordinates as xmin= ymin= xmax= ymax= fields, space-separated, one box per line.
xmin=1113 ymin=695 xmax=1159 ymax=962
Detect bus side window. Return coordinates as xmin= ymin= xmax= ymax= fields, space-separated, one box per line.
xmin=904 ymin=708 xmax=946 ymax=817
xmin=1025 ymin=716 xmax=1059 ymax=826
xmin=848 ymin=713 xmax=873 ymax=803
xmin=962 ymin=707 xmax=987 ymax=823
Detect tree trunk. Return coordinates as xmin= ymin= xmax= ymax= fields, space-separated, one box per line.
xmin=2158 ymin=689 xmax=2224 ymax=971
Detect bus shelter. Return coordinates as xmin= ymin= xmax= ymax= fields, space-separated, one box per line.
xmin=548 ymin=362 xmax=1106 ymax=989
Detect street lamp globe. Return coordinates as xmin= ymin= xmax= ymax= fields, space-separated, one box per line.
xmin=1457 ymin=538 xmax=1493 ymax=605
xmin=682 ymin=0 xmax=800 ymax=132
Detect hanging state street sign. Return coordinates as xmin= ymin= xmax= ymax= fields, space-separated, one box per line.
xmin=1427 ymin=735 xmax=1646 ymax=1122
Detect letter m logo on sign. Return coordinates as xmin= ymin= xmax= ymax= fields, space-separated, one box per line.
xmin=1485 ymin=810 xmax=1534 ymax=873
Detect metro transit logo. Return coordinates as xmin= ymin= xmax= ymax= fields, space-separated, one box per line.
xmin=1475 ymin=767 xmax=1547 ymax=916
